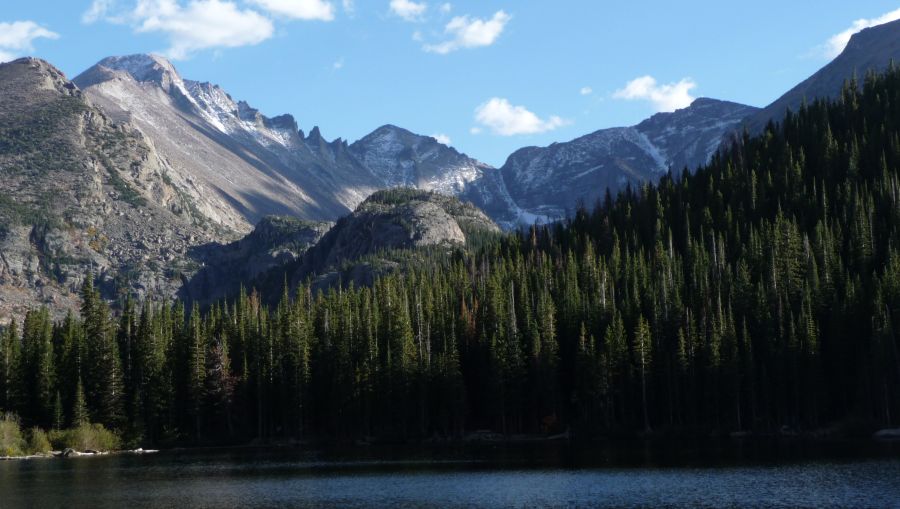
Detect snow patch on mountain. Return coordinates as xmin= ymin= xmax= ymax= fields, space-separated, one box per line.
xmin=462 ymin=97 xmax=760 ymax=226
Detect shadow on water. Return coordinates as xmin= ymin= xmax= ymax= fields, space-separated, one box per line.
xmin=2 ymin=439 xmax=900 ymax=508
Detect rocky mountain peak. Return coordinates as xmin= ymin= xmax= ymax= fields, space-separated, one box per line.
xmin=349 ymin=124 xmax=490 ymax=193
xmin=308 ymin=125 xmax=324 ymax=140
xmin=0 ymin=54 xmax=220 ymax=318
xmin=639 ymin=97 xmax=755 ymax=126
xmin=635 ymin=97 xmax=758 ymax=171
xmin=744 ymin=18 xmax=900 ymax=133
xmin=687 ymin=97 xmax=730 ymax=108
xmin=356 ymin=124 xmax=440 ymax=151
xmin=1 ymin=57 xmax=79 ymax=96
xmin=483 ymin=95 xmax=759 ymax=225
xmin=367 ymin=123 xmax=412 ymax=138
xmin=845 ymin=17 xmax=900 ymax=52
xmin=94 ymin=53 xmax=183 ymax=90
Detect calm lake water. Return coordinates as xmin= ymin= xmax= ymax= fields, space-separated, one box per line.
xmin=2 ymin=440 xmax=900 ymax=508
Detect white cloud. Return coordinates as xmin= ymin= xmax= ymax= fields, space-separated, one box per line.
xmin=332 ymin=57 xmax=344 ymax=69
xmin=613 ymin=75 xmax=696 ymax=112
xmin=117 ymin=0 xmax=274 ymax=59
xmin=412 ymin=30 xmax=423 ymax=41
xmin=821 ymin=8 xmax=900 ymax=58
xmin=0 ymin=21 xmax=60 ymax=63
xmin=431 ymin=133 xmax=451 ymax=145
xmin=342 ymin=0 xmax=354 ymax=14
xmin=580 ymin=86 xmax=592 ymax=96
xmin=424 ymin=10 xmax=509 ymax=54
xmin=248 ymin=0 xmax=334 ymax=21
xmin=469 ymin=127 xmax=482 ymax=135
xmin=473 ymin=97 xmax=567 ymax=136
xmin=85 ymin=0 xmax=334 ymax=59
xmin=390 ymin=0 xmax=426 ymax=22
xmin=439 ymin=3 xmax=451 ymax=14
xmin=82 ymin=0 xmax=116 ymax=23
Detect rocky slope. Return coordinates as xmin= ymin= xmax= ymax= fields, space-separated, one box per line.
xmin=179 ymin=216 xmax=331 ymax=303
xmin=74 ymin=54 xmax=374 ymax=230
xmin=746 ymin=18 xmax=900 ymax=132
xmin=0 ymin=54 xmax=498 ymax=316
xmin=270 ymin=189 xmax=499 ymax=291
xmin=74 ymin=55 xmax=489 ymax=232
xmin=178 ymin=189 xmax=500 ymax=303
xmin=0 ymin=57 xmax=221 ymax=319
xmin=304 ymin=188 xmax=498 ymax=271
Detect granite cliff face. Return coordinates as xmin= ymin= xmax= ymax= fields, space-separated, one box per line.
xmin=302 ymin=188 xmax=499 ymax=274
xmin=0 ymin=57 xmax=221 ymax=318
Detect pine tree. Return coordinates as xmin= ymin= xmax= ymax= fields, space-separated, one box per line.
xmin=72 ymin=376 xmax=88 ymax=427
xmin=634 ymin=315 xmax=653 ymax=433
xmin=0 ymin=320 xmax=20 ymax=415
xmin=80 ymin=276 xmax=124 ymax=429
xmin=204 ymin=337 xmax=235 ymax=438
xmin=20 ymin=308 xmax=54 ymax=427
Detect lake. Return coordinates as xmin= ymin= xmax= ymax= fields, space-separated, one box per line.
xmin=2 ymin=440 xmax=900 ymax=508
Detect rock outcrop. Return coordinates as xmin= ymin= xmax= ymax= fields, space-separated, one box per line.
xmin=180 ymin=216 xmax=331 ymax=303
xmin=0 ymin=57 xmax=221 ymax=319
xmin=304 ymin=188 xmax=498 ymax=273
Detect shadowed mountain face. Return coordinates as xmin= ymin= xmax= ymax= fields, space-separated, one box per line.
xmin=74 ymin=54 xmax=378 ymax=231
xmin=179 ymin=216 xmax=332 ymax=304
xmin=180 ymin=189 xmax=501 ymax=305
xmin=746 ymin=18 xmax=900 ymax=132
xmin=73 ymin=55 xmax=490 ymax=233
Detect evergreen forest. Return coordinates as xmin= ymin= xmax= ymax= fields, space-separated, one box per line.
xmin=3 ymin=68 xmax=900 ymax=446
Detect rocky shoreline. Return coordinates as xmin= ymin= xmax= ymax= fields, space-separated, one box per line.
xmin=0 ymin=447 xmax=158 ymax=461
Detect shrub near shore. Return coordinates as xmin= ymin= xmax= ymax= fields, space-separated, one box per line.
xmin=0 ymin=414 xmax=25 ymax=456
xmin=0 ymin=413 xmax=120 ymax=456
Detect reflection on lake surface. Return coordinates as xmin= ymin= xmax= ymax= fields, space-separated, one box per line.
xmin=1 ymin=441 xmax=899 ymax=508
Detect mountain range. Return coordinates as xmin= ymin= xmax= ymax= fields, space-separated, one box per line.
xmin=67 ymin=52 xmax=761 ymax=230
xmin=2 ymin=18 xmax=900 ymax=316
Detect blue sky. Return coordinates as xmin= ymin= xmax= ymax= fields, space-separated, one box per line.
xmin=2 ymin=1 xmax=900 ymax=166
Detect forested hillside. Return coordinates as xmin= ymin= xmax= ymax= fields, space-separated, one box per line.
xmin=3 ymin=67 xmax=900 ymax=445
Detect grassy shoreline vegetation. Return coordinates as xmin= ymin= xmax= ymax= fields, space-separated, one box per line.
xmin=0 ymin=413 xmax=120 ymax=458
xmin=2 ymin=68 xmax=900 ymax=450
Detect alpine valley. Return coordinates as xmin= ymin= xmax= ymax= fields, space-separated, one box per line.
xmin=2 ymin=19 xmax=900 ymax=319
xmin=6 ymin=8 xmax=900 ymax=500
